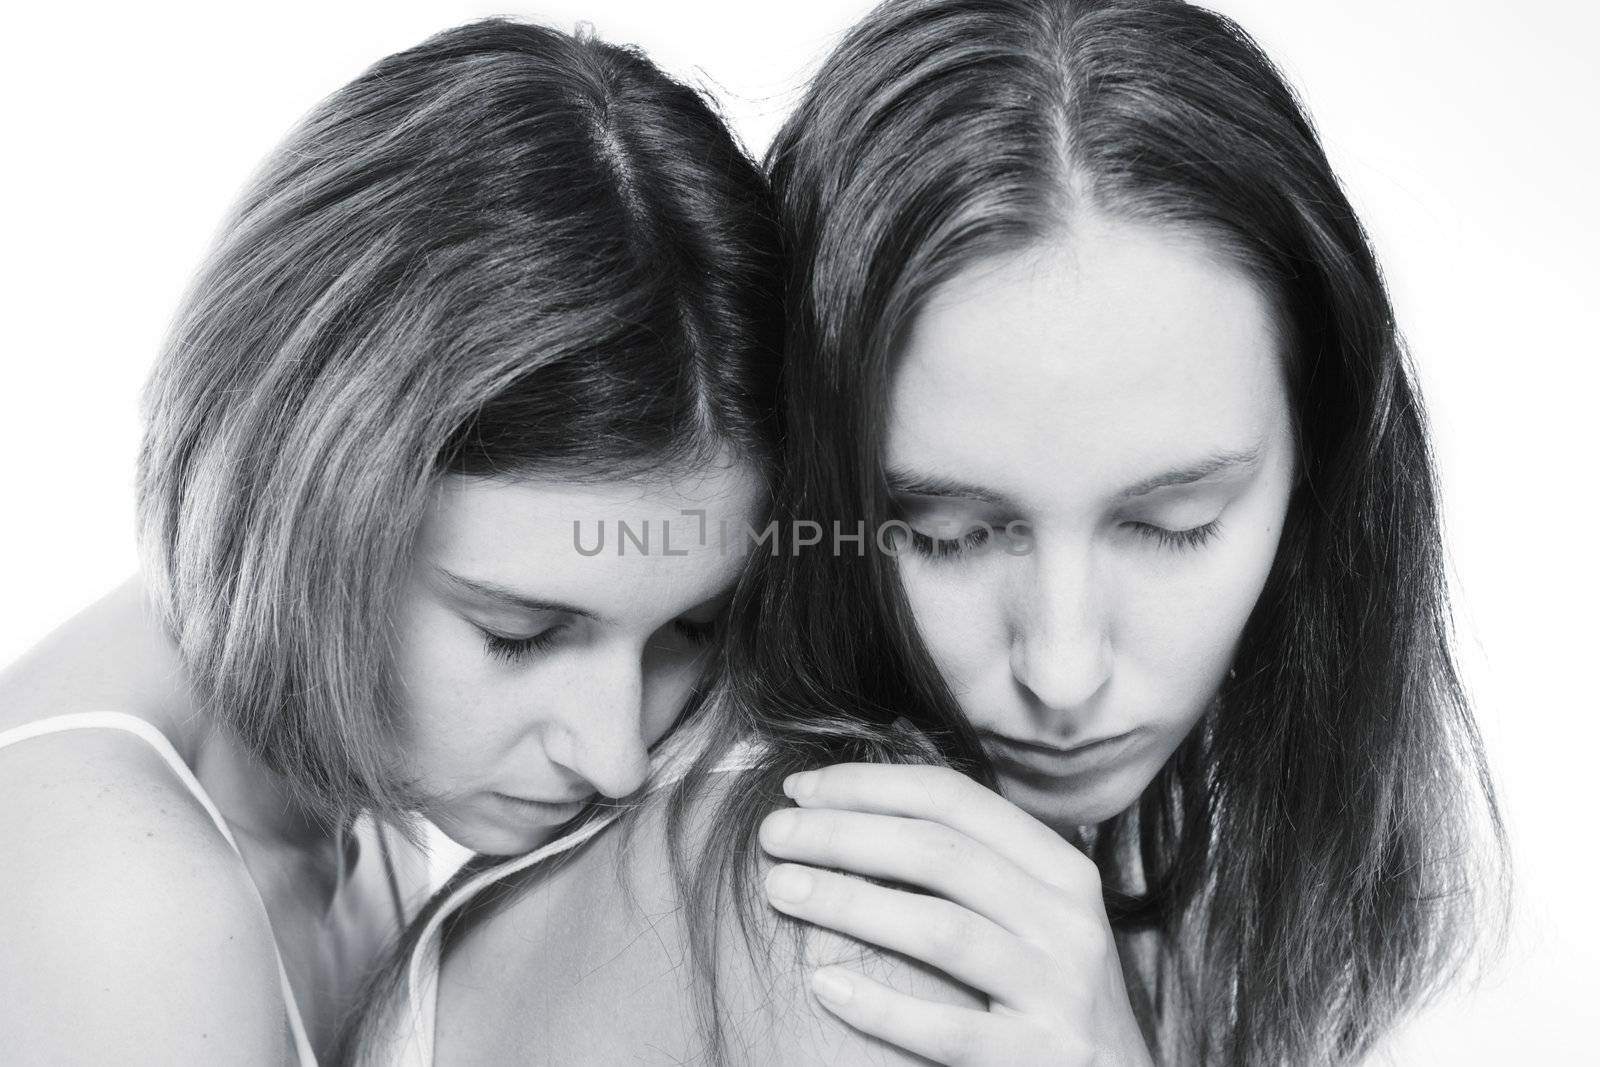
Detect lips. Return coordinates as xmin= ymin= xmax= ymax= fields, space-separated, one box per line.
xmin=490 ymin=792 xmax=590 ymax=818
xmin=979 ymin=729 xmax=1138 ymax=780
xmin=500 ymin=790 xmax=590 ymax=806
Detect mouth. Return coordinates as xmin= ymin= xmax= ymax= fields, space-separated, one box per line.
xmin=489 ymin=792 xmax=591 ymax=820
xmin=979 ymin=729 xmax=1139 ymax=780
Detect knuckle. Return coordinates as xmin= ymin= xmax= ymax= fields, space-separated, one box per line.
xmin=931 ymin=1018 xmax=980 ymax=1065
xmin=925 ymin=901 xmax=975 ymax=958
xmin=1009 ymin=1022 xmax=1090 ymax=1067
xmin=1018 ymin=939 xmax=1058 ymax=988
xmin=800 ymin=869 xmax=840 ymax=914
xmin=809 ymin=812 xmax=846 ymax=852
xmin=1058 ymin=909 xmax=1110 ymax=958
xmin=921 ymin=764 xmax=965 ymax=790
xmin=825 ymin=874 xmax=870 ymax=921
xmin=1054 ymin=1030 xmax=1097 ymax=1067
xmin=1054 ymin=851 xmax=1103 ymax=897
xmin=910 ymin=823 xmax=970 ymax=873
xmin=909 ymin=764 xmax=969 ymax=808
xmin=1035 ymin=903 xmax=1109 ymax=977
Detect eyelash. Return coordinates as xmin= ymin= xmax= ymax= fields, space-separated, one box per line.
xmin=908 ymin=526 xmax=992 ymax=561
xmin=675 ymin=618 xmax=719 ymax=648
xmin=1128 ymin=519 xmax=1222 ymax=552
xmin=480 ymin=618 xmax=720 ymax=664
xmin=907 ymin=521 xmax=1222 ymax=561
xmin=481 ymin=626 xmax=563 ymax=663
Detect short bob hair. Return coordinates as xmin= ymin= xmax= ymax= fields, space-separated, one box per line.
xmin=667 ymin=1 xmax=1511 ymax=1064
xmin=136 ymin=19 xmax=782 ymax=824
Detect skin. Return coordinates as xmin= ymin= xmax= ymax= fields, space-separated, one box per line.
xmin=433 ymin=773 xmax=984 ymax=1066
xmin=0 ymin=459 xmax=761 ymax=1062
xmin=393 ymin=464 xmax=764 ymax=857
xmin=758 ymin=211 xmax=1298 ymax=1064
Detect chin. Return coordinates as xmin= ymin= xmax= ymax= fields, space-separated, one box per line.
xmin=428 ymin=808 xmax=560 ymax=857
xmin=999 ymin=768 xmax=1148 ymax=831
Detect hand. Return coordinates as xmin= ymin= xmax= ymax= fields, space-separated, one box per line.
xmin=758 ymin=763 xmax=1155 ymax=1067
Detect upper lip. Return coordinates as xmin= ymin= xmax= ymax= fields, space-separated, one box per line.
xmin=981 ymin=730 xmax=1130 ymax=755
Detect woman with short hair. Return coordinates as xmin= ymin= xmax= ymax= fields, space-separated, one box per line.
xmin=0 ymin=19 xmax=781 ymax=1064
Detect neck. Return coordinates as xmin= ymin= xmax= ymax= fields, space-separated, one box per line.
xmin=111 ymin=577 xmax=359 ymax=887
xmin=189 ymin=721 xmax=363 ymax=916
xmin=190 ymin=723 xmax=348 ymax=852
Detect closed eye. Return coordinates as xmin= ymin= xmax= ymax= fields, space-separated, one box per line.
xmin=673 ymin=617 xmax=720 ymax=648
xmin=908 ymin=524 xmax=992 ymax=562
xmin=480 ymin=625 xmax=564 ymax=663
xmin=1126 ymin=519 xmax=1221 ymax=552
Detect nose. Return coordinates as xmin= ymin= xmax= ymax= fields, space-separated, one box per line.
xmin=542 ymin=651 xmax=652 ymax=799
xmin=1008 ymin=546 xmax=1112 ymax=718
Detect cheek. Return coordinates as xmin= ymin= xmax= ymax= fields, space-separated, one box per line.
xmin=895 ymin=562 xmax=1007 ymax=693
xmin=639 ymin=659 xmax=701 ymax=748
xmin=1119 ymin=514 xmax=1284 ymax=720
xmin=390 ymin=599 xmax=528 ymax=783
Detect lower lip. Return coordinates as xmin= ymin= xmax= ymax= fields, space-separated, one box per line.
xmin=489 ymin=792 xmax=589 ymax=822
xmin=981 ymin=730 xmax=1139 ymax=781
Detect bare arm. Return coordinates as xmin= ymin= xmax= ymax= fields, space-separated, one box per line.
xmin=0 ymin=730 xmax=294 ymax=1065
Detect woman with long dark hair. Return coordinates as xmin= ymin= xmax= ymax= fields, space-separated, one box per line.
xmin=727 ymin=1 xmax=1511 ymax=1061
xmin=0 ymin=19 xmax=780 ymax=1064
xmin=354 ymin=2 xmax=1508 ymax=1064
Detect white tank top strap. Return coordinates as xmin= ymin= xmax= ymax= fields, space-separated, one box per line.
xmin=400 ymin=802 xmax=634 ymax=1066
xmin=394 ymin=728 xmax=771 ymax=1067
xmin=0 ymin=711 xmax=319 ymax=1066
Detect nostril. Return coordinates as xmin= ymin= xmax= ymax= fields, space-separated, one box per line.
xmin=1010 ymin=632 xmax=1113 ymax=716
xmin=589 ymin=751 xmax=650 ymax=800
xmin=596 ymin=777 xmax=643 ymax=800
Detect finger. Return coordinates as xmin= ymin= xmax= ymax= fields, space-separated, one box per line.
xmin=808 ymin=965 xmax=1012 ymax=1066
xmin=765 ymin=863 xmax=1059 ymax=1012
xmin=783 ymin=763 xmax=1098 ymax=893
xmin=759 ymin=808 xmax=1061 ymax=936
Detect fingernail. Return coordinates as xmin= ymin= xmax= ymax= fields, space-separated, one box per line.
xmin=782 ymin=771 xmax=816 ymax=801
xmin=765 ymin=864 xmax=813 ymax=904
xmin=811 ymin=967 xmax=853 ymax=1006
xmin=761 ymin=809 xmax=795 ymax=846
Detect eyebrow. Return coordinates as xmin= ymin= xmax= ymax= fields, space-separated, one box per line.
xmin=886 ymin=443 xmax=1264 ymax=506
xmin=885 ymin=469 xmax=1014 ymax=507
xmin=432 ymin=567 xmax=600 ymax=621
xmin=1118 ymin=445 xmax=1264 ymax=498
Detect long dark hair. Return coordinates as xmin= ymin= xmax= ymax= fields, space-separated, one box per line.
xmin=136 ymin=17 xmax=781 ymax=825
xmin=667 ymin=1 xmax=1511 ymax=1064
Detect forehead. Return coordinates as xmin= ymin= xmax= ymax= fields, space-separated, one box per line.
xmin=416 ymin=460 xmax=764 ymax=619
xmin=887 ymin=216 xmax=1286 ymax=503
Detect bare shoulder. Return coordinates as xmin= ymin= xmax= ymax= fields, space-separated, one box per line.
xmin=0 ymin=728 xmax=292 ymax=1064
xmin=434 ymin=792 xmax=699 ymax=1064
xmin=688 ymin=781 xmax=985 ymax=1066
xmin=436 ymin=772 xmax=979 ymax=1066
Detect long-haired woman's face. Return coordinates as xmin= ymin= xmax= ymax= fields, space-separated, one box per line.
xmin=886 ymin=213 xmax=1296 ymax=829
xmin=392 ymin=461 xmax=762 ymax=855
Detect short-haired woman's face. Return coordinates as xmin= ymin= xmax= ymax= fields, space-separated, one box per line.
xmin=393 ymin=461 xmax=763 ymax=855
xmin=886 ymin=214 xmax=1296 ymax=830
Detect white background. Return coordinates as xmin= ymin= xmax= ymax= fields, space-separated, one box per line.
xmin=1 ymin=2 xmax=1594 ymax=1061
